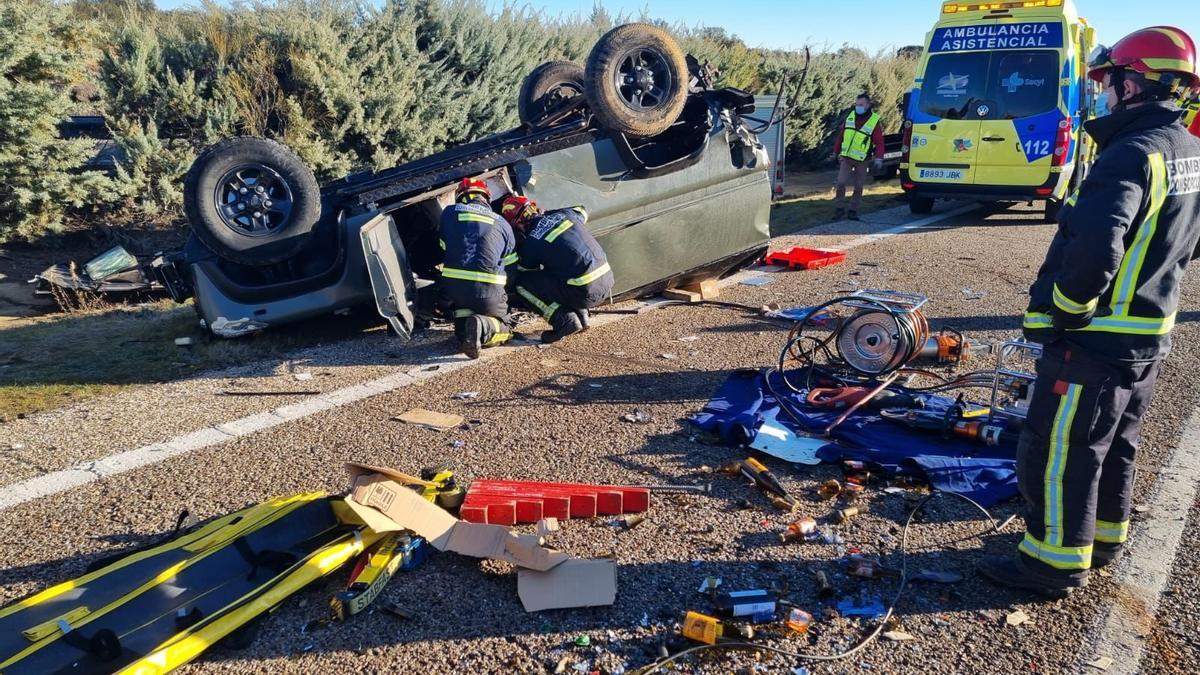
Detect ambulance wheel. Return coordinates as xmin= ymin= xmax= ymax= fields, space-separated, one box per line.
xmin=519 ymin=61 xmax=585 ymax=124
xmin=1043 ymin=198 xmax=1062 ymax=223
xmin=908 ymin=194 xmax=934 ymax=214
xmin=584 ymin=23 xmax=689 ymax=138
xmin=184 ymin=137 xmax=321 ymax=266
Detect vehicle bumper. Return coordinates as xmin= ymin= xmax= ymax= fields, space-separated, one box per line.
xmin=900 ymin=168 xmax=1067 ymax=202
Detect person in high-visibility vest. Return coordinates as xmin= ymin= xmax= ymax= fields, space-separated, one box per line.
xmin=1185 ymin=92 xmax=1200 ymax=137
xmin=831 ymin=93 xmax=885 ymax=221
xmin=977 ymin=26 xmax=1200 ymax=600
xmin=438 ymin=178 xmax=518 ymax=359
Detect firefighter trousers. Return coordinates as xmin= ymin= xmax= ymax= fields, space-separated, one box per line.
xmin=440 ymin=280 xmax=513 ymax=347
xmin=514 ymin=271 xmax=606 ymax=322
xmin=1015 ymin=342 xmax=1160 ymax=587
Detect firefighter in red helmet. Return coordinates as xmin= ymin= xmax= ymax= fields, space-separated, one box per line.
xmin=438 ymin=178 xmax=518 ymax=358
xmin=978 ymin=26 xmax=1200 ymax=599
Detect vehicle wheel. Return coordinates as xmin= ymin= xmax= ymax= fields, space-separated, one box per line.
xmin=183 ymin=137 xmax=321 ymax=266
xmin=518 ymin=60 xmax=585 ymax=124
xmin=1043 ymin=198 xmax=1062 ymax=223
xmin=909 ymin=194 xmax=935 ymax=214
xmin=584 ymin=23 xmax=689 ymax=138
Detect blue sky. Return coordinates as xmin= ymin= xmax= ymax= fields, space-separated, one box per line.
xmin=153 ymin=1 xmax=1199 ymax=52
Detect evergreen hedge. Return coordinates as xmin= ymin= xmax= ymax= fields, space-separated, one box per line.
xmin=0 ymin=0 xmax=918 ymax=242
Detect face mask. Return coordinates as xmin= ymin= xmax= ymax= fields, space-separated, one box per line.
xmin=855 ymin=105 xmax=868 ymax=115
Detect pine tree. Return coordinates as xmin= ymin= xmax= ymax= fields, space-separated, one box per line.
xmin=0 ymin=0 xmax=116 ymax=242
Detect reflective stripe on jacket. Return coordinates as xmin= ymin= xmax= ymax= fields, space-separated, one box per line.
xmin=438 ymin=200 xmax=515 ymax=289
xmin=518 ymin=206 xmax=614 ymax=296
xmin=1023 ymin=102 xmax=1200 ymax=362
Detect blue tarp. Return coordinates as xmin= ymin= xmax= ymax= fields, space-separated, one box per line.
xmin=691 ymin=371 xmax=1018 ymax=506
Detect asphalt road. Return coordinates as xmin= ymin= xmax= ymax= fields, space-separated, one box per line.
xmin=3 ymin=201 xmax=1199 ymax=674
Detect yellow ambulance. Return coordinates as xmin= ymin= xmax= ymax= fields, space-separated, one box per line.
xmin=900 ymin=0 xmax=1098 ymax=220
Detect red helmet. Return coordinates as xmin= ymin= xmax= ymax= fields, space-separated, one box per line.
xmin=1088 ymin=26 xmax=1198 ymax=92
xmin=499 ymin=195 xmax=539 ymax=226
xmin=455 ymin=177 xmax=490 ymax=203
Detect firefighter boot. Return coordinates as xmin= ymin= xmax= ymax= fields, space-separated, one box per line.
xmin=541 ymin=311 xmax=584 ymax=344
xmin=575 ymin=308 xmax=591 ymax=333
xmin=460 ymin=315 xmax=484 ymax=359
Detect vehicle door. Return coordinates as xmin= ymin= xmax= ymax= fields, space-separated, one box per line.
xmin=974 ymin=49 xmax=1063 ymax=186
xmin=910 ymin=51 xmax=987 ymax=186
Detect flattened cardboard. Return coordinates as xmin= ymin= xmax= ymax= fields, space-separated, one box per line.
xmin=393 ymin=408 xmax=464 ymax=431
xmin=517 ymin=558 xmax=617 ymax=612
xmin=343 ymin=464 xmax=568 ymax=571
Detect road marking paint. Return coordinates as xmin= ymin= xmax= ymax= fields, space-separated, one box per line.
xmin=835 ymin=203 xmax=979 ymax=251
xmin=1076 ymin=407 xmax=1200 ymax=673
xmin=0 ymin=204 xmax=980 ymax=512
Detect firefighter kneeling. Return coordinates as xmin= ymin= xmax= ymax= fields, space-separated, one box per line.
xmin=439 ymin=178 xmax=518 ymax=359
xmin=500 ymin=195 xmax=614 ymax=344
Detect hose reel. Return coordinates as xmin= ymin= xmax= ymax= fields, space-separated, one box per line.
xmin=780 ymin=290 xmax=971 ymax=391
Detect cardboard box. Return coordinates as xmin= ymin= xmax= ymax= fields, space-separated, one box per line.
xmin=344 ymin=463 xmax=617 ymax=610
xmin=344 ymin=464 xmax=568 ymax=571
xmin=517 ymin=558 xmax=618 ymax=612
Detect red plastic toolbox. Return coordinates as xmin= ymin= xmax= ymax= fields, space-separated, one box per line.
xmin=764 ymin=247 xmax=847 ymax=270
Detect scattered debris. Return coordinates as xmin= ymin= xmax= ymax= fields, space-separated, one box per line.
xmin=785 ymin=608 xmax=813 ymax=635
xmin=536 ymin=518 xmax=561 ymax=537
xmin=1006 ymin=609 xmax=1031 ymax=627
xmin=698 ymin=577 xmax=722 ymax=593
xmin=574 ymin=635 xmax=591 ymax=647
xmin=659 ymin=353 xmax=678 ymax=360
xmin=834 ymin=506 xmax=860 ymax=524
xmin=174 ymin=337 xmax=193 ymax=347
xmin=961 ymin=288 xmax=987 ymax=300
xmin=379 ymin=601 xmax=413 ymax=620
xmin=882 ymin=630 xmax=916 ymax=642
xmin=815 ymin=570 xmax=834 ymax=598
xmin=739 ymin=275 xmax=775 ymax=287
xmin=836 ymin=595 xmax=886 ymax=620
xmin=613 ymin=513 xmax=646 ymax=529
xmin=818 ymin=480 xmax=842 ymax=500
xmin=294 ymin=372 xmax=314 ymax=382
xmin=1086 ymin=656 xmax=1114 ymax=671
xmin=678 ymin=335 xmax=700 ymax=342
xmin=554 ymin=655 xmax=571 ymax=673
xmin=344 ymin=464 xmax=617 ymax=613
xmin=911 ymin=570 xmax=964 ymax=584
xmin=780 ymin=516 xmax=818 ymax=543
xmin=622 ymin=409 xmax=654 ymax=424
xmin=393 ymin=409 xmax=465 ymax=431
xmin=452 ymin=391 xmax=480 ymax=401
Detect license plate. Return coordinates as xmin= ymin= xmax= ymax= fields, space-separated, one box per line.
xmin=918 ymin=168 xmax=965 ymax=181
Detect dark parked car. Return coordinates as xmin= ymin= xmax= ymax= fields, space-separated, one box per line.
xmin=154 ymin=24 xmax=775 ymax=338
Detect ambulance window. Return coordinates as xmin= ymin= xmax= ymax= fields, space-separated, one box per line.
xmin=990 ymin=51 xmax=1058 ymax=118
xmin=919 ymin=53 xmax=989 ymax=119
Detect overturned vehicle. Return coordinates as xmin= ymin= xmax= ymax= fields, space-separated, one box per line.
xmin=154 ymin=24 xmax=775 ymax=338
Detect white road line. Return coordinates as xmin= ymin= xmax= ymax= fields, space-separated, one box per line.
xmin=0 ymin=203 xmax=980 ymax=512
xmin=1076 ymin=408 xmax=1200 ymax=674
xmin=835 ymin=203 xmax=979 ymax=251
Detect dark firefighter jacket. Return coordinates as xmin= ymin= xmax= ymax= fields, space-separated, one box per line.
xmin=438 ymin=200 xmax=517 ymax=302
xmin=518 ymin=207 xmax=614 ymax=300
xmin=1024 ymin=102 xmax=1200 ymax=362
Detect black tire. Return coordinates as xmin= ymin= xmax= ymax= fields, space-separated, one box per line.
xmin=584 ymin=23 xmax=689 ymax=138
xmin=909 ymin=194 xmax=935 ymax=214
xmin=518 ymin=60 xmax=585 ymax=124
xmin=1043 ymin=198 xmax=1062 ymax=223
xmin=183 ymin=137 xmax=321 ymax=266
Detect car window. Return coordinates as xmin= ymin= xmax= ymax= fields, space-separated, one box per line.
xmin=919 ymin=50 xmax=1059 ymax=120
xmin=920 ymin=52 xmax=990 ymax=119
xmin=989 ymin=51 xmax=1058 ymax=119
